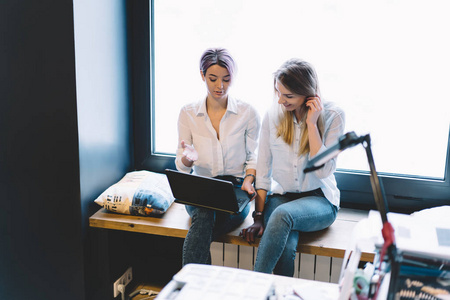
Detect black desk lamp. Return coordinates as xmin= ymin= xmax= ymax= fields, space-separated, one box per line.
xmin=304 ymin=131 xmax=398 ymax=300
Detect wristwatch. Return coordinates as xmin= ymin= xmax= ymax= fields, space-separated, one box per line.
xmin=252 ymin=211 xmax=263 ymax=219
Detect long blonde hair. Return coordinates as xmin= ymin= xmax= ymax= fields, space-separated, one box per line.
xmin=275 ymin=59 xmax=325 ymax=156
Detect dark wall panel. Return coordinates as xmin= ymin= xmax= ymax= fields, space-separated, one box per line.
xmin=73 ymin=0 xmax=132 ymax=298
xmin=0 ymin=1 xmax=85 ymax=299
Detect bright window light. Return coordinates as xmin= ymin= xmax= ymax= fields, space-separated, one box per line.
xmin=153 ymin=0 xmax=449 ymax=179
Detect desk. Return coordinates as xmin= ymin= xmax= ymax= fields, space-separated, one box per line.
xmin=156 ymin=264 xmax=339 ymax=300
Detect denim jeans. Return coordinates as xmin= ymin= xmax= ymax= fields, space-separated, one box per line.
xmin=182 ymin=180 xmax=250 ymax=266
xmin=254 ymin=189 xmax=338 ymax=277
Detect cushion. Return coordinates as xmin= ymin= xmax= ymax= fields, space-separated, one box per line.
xmin=94 ymin=170 xmax=174 ymax=216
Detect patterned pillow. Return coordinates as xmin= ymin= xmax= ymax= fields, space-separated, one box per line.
xmin=94 ymin=170 xmax=174 ymax=216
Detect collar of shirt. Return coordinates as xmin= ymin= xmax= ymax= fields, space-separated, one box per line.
xmin=293 ymin=113 xmax=302 ymax=125
xmin=195 ymin=96 xmax=239 ymax=117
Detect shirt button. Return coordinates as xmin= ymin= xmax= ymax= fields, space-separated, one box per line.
xmin=295 ymin=178 xmax=298 ymax=181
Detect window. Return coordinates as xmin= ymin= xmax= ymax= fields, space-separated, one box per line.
xmin=130 ymin=0 xmax=450 ymax=212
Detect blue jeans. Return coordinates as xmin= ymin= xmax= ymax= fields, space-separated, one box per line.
xmin=182 ymin=182 xmax=250 ymax=266
xmin=254 ymin=190 xmax=338 ymax=277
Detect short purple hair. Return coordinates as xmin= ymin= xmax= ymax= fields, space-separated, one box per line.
xmin=200 ymin=48 xmax=236 ymax=80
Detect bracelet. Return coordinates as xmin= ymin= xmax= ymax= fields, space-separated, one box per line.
xmin=244 ymin=174 xmax=256 ymax=181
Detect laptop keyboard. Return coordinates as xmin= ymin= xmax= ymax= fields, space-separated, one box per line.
xmin=236 ymin=197 xmax=247 ymax=207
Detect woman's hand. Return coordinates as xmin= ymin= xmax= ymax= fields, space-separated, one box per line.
xmin=181 ymin=140 xmax=198 ymax=165
xmin=240 ymin=220 xmax=264 ymax=243
xmin=305 ymin=95 xmax=324 ymax=157
xmin=305 ymin=95 xmax=323 ymax=126
xmin=241 ymin=176 xmax=256 ymax=199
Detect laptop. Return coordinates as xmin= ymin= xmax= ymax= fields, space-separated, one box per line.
xmin=164 ymin=169 xmax=253 ymax=214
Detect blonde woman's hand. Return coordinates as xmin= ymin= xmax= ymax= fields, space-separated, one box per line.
xmin=305 ymin=95 xmax=323 ymax=126
xmin=240 ymin=220 xmax=264 ymax=243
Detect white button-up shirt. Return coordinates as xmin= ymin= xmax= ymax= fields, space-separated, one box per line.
xmin=255 ymin=102 xmax=345 ymax=207
xmin=175 ymin=96 xmax=260 ymax=178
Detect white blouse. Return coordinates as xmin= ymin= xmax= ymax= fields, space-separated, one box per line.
xmin=255 ymin=102 xmax=345 ymax=207
xmin=175 ymin=96 xmax=260 ymax=178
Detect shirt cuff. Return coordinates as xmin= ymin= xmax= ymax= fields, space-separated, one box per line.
xmin=175 ymin=157 xmax=192 ymax=173
xmin=255 ymin=177 xmax=271 ymax=191
xmin=309 ymin=144 xmax=328 ymax=160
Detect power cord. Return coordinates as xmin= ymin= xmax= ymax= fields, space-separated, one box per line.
xmin=118 ymin=284 xmax=126 ymax=300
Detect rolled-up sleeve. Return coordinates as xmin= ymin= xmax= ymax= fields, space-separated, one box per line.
xmin=175 ymin=108 xmax=193 ymax=174
xmin=255 ymin=112 xmax=272 ymax=191
xmin=244 ymin=110 xmax=261 ymax=171
xmin=310 ymin=109 xmax=346 ymax=179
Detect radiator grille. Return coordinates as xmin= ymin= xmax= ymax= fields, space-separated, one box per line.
xmin=211 ymin=242 xmax=343 ymax=283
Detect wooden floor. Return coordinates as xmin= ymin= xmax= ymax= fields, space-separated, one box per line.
xmin=127 ymin=283 xmax=163 ymax=300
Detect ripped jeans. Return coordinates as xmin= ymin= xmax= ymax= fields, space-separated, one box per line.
xmin=254 ymin=189 xmax=338 ymax=276
xmin=182 ymin=177 xmax=250 ymax=266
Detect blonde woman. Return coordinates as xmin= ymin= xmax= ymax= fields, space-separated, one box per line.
xmin=241 ymin=59 xmax=345 ymax=276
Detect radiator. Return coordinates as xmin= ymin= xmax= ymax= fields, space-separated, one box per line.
xmin=210 ymin=242 xmax=343 ymax=283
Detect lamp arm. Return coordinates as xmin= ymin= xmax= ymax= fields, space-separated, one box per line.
xmin=361 ymin=135 xmax=389 ymax=224
xmin=362 ymin=135 xmax=398 ymax=300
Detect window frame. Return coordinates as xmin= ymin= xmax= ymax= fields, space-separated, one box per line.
xmin=129 ymin=0 xmax=450 ymax=213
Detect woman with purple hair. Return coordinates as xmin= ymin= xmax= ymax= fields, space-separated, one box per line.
xmin=175 ymin=48 xmax=260 ymax=266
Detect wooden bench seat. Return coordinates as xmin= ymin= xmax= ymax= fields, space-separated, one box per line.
xmin=89 ymin=202 xmax=375 ymax=262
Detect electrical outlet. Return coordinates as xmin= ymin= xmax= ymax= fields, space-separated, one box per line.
xmin=113 ymin=267 xmax=133 ymax=298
